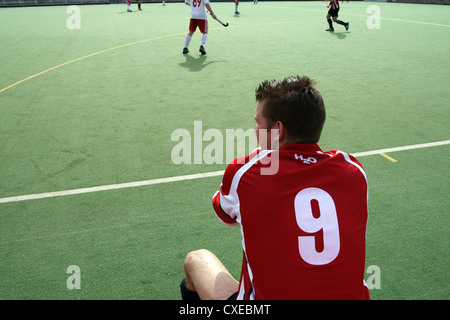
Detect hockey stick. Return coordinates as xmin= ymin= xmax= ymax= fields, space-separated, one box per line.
xmin=216 ymin=18 xmax=229 ymax=27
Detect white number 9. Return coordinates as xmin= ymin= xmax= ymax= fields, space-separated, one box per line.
xmin=294 ymin=187 xmax=340 ymax=265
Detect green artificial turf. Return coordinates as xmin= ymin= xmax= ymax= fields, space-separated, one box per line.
xmin=0 ymin=1 xmax=449 ymax=300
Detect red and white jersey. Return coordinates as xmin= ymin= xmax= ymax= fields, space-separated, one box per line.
xmin=329 ymin=0 xmax=339 ymax=9
xmin=212 ymin=143 xmax=370 ymax=300
xmin=186 ymin=0 xmax=209 ymax=20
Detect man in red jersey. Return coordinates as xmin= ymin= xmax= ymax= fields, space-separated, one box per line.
xmin=326 ymin=0 xmax=349 ymax=32
xmin=180 ymin=76 xmax=370 ymax=300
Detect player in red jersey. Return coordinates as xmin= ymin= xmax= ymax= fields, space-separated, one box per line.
xmin=180 ymin=76 xmax=370 ymax=300
xmin=125 ymin=0 xmax=141 ymax=12
xmin=234 ymin=0 xmax=240 ymax=15
xmin=326 ymin=0 xmax=349 ymax=32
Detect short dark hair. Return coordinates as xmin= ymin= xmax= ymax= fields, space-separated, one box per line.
xmin=255 ymin=75 xmax=326 ymax=144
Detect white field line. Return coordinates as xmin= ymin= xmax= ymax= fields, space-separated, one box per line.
xmin=265 ymin=4 xmax=450 ymax=28
xmin=352 ymin=140 xmax=450 ymax=157
xmin=0 ymin=140 xmax=449 ymax=204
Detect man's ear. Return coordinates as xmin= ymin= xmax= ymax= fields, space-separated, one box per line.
xmin=273 ymin=121 xmax=286 ymax=142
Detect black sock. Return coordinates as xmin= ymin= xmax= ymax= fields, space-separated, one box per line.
xmin=336 ymin=20 xmax=346 ymax=26
xmin=327 ymin=19 xmax=333 ymax=29
xmin=180 ymin=279 xmax=200 ymax=300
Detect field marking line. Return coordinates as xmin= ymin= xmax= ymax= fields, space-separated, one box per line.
xmin=380 ymin=17 xmax=450 ymax=28
xmin=0 ymin=19 xmax=285 ymax=95
xmin=265 ymin=4 xmax=450 ymax=28
xmin=0 ymin=170 xmax=226 ymax=205
xmin=0 ymin=140 xmax=448 ymax=205
xmin=0 ymin=33 xmax=184 ymax=94
xmin=351 ymin=140 xmax=450 ymax=157
xmin=380 ymin=153 xmax=398 ymax=163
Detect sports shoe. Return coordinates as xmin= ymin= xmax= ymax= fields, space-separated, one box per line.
xmin=325 ymin=28 xmax=334 ymax=32
xmin=183 ymin=47 xmax=189 ymax=54
xmin=199 ymin=45 xmax=206 ymax=55
xmin=235 ymin=11 xmax=240 ymax=15
xmin=345 ymin=22 xmax=349 ymax=31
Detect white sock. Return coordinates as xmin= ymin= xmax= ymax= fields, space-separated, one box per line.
xmin=235 ymin=5 xmax=238 ymax=11
xmin=201 ymin=33 xmax=208 ymax=46
xmin=127 ymin=4 xmax=130 ymax=10
xmin=184 ymin=34 xmax=192 ymax=48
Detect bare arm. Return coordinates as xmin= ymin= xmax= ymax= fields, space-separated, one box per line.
xmin=205 ymin=3 xmax=217 ymax=20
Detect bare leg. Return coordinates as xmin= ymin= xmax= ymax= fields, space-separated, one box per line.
xmin=183 ymin=249 xmax=239 ymax=300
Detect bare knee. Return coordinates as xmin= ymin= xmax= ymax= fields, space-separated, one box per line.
xmin=184 ymin=249 xmax=212 ymax=277
xmin=185 ymin=249 xmax=210 ymax=266
xmin=183 ymin=249 xmax=214 ymax=292
xmin=183 ymin=249 xmax=238 ymax=300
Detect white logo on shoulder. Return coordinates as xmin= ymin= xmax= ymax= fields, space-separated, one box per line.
xmin=294 ymin=154 xmax=317 ymax=165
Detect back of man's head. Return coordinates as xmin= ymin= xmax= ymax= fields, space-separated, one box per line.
xmin=255 ymin=76 xmax=326 ymax=144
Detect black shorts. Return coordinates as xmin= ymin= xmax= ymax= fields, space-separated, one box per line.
xmin=228 ymin=292 xmax=238 ymax=300
xmin=328 ymin=8 xmax=339 ymax=18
